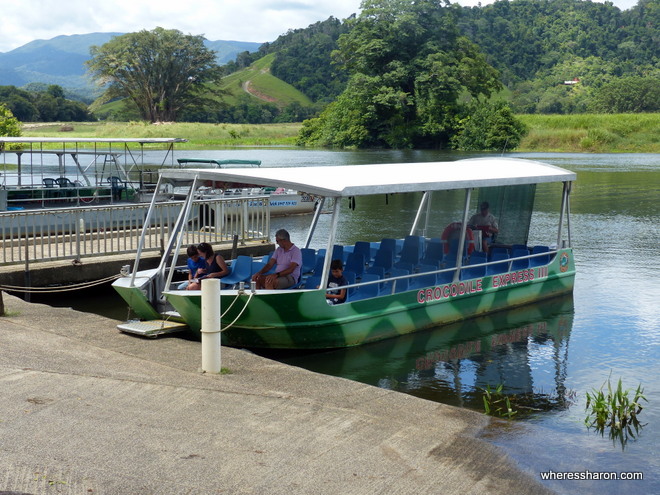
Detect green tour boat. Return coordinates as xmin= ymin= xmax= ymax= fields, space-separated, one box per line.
xmin=113 ymin=157 xmax=576 ymax=349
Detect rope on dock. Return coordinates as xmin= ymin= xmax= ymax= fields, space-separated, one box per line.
xmin=0 ymin=274 xmax=120 ymax=293
xmin=221 ymin=291 xmax=255 ymax=332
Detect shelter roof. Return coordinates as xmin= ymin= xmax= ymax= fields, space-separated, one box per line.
xmin=161 ymin=158 xmax=576 ymax=197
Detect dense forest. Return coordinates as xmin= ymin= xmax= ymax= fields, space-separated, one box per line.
xmin=0 ymin=84 xmax=93 ymax=122
xmin=230 ymin=0 xmax=658 ymax=116
xmin=0 ymin=0 xmax=658 ymax=131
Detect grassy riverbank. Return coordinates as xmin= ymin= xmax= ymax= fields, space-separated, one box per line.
xmin=517 ymin=113 xmax=660 ymax=153
xmin=22 ymin=113 xmax=660 ymax=152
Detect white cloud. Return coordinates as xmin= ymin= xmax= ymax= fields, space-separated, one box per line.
xmin=0 ymin=0 xmax=640 ymax=53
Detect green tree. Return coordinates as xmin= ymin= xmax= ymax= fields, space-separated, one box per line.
xmin=589 ymin=76 xmax=660 ymax=113
xmin=86 ymin=27 xmax=223 ymax=122
xmin=451 ymin=101 xmax=526 ymax=151
xmin=299 ymin=0 xmax=504 ymax=148
xmin=0 ymin=104 xmax=21 ymax=137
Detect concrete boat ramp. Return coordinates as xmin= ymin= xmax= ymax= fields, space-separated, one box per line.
xmin=0 ymin=293 xmax=552 ymax=495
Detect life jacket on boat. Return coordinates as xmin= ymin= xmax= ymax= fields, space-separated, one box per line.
xmin=441 ymin=222 xmax=475 ymax=255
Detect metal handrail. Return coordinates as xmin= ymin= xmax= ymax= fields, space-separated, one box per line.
xmin=0 ymin=196 xmax=270 ymax=266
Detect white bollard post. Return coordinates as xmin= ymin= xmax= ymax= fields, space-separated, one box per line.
xmin=201 ymin=278 xmax=222 ymax=373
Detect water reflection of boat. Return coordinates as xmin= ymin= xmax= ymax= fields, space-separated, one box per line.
xmin=277 ymin=295 xmax=575 ymax=412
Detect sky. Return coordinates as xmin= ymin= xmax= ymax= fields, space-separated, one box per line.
xmin=0 ymin=0 xmax=641 ymax=53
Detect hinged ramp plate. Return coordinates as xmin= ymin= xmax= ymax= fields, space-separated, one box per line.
xmin=117 ymin=320 xmax=188 ymax=338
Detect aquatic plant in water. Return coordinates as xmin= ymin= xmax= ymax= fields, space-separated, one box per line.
xmin=584 ymin=375 xmax=647 ymax=449
xmin=481 ymin=384 xmax=517 ymax=419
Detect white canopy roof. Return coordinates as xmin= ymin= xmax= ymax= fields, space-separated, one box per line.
xmin=161 ymin=157 xmax=576 ymax=198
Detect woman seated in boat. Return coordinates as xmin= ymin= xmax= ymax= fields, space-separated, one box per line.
xmin=468 ymin=201 xmax=499 ymax=251
xmin=252 ymin=229 xmax=302 ymax=289
xmin=187 ymin=242 xmax=230 ymax=290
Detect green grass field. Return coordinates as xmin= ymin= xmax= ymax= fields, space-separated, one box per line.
xmin=21 ymin=113 xmax=660 ymax=152
xmin=517 ymin=113 xmax=660 ymax=153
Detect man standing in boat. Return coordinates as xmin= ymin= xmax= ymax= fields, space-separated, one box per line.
xmin=252 ymin=229 xmax=302 ymax=289
xmin=469 ymin=201 xmax=499 ymax=251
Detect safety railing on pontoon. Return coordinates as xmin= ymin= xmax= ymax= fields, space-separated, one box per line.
xmin=0 ymin=196 xmax=270 ymax=266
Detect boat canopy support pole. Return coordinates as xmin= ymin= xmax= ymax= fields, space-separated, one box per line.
xmin=304 ymin=196 xmax=325 ymax=249
xmin=70 ymin=154 xmax=92 ymax=187
xmin=129 ymin=174 xmax=165 ymax=287
xmin=410 ymin=191 xmax=429 ymax=236
xmin=453 ymin=188 xmax=472 ymax=282
xmin=557 ymin=181 xmax=570 ymax=248
xmin=423 ymin=191 xmax=433 ymax=236
xmin=320 ymin=197 xmax=341 ymax=290
xmin=566 ymin=182 xmax=572 ymax=248
xmin=163 ymin=177 xmax=199 ymax=292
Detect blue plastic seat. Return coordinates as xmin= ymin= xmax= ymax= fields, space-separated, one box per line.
xmin=460 ymin=257 xmax=487 ymax=280
xmin=343 ymin=270 xmax=357 ymax=299
xmin=345 ymin=252 xmax=366 ymax=277
xmin=312 ymin=256 xmax=326 ymax=275
xmin=486 ymin=253 xmax=510 ymax=275
xmin=470 ymin=251 xmax=488 ymax=264
xmin=365 ymin=265 xmax=385 ymax=278
xmin=489 ymin=247 xmax=509 ymax=261
xmin=410 ymin=268 xmax=437 ymax=290
xmin=221 ymin=255 xmax=253 ymax=287
xmin=380 ymin=238 xmax=397 ymax=256
xmin=397 ymin=243 xmax=421 ymax=267
xmin=372 ymin=248 xmax=394 ymax=273
xmin=381 ymin=268 xmax=410 ymax=295
xmin=510 ymin=249 xmax=530 ymax=270
xmin=436 ymin=266 xmax=456 ymax=285
xmin=301 ymin=248 xmax=317 ymax=274
xmin=331 ymin=244 xmax=344 ymax=263
xmin=530 ymin=245 xmax=550 ymax=266
xmin=304 ymin=276 xmax=321 ymax=290
xmin=354 ymin=273 xmax=382 ymax=300
xmin=353 ymin=241 xmax=373 ymax=264
xmin=421 ymin=240 xmax=443 ymax=266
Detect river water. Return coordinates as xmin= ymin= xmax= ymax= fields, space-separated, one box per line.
xmin=45 ymin=149 xmax=660 ymax=494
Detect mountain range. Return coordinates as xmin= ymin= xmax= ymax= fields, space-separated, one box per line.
xmin=0 ymin=33 xmax=262 ymax=91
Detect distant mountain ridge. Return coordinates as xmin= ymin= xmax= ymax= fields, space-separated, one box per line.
xmin=0 ymin=33 xmax=262 ymax=92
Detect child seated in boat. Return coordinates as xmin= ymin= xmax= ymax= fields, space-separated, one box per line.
xmin=325 ymin=259 xmax=348 ymax=305
xmin=177 ymin=244 xmax=206 ymax=290
xmin=187 ymin=242 xmax=230 ymax=290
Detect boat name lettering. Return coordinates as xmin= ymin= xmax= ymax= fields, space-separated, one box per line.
xmin=270 ymin=201 xmax=298 ymax=206
xmin=492 ymin=269 xmax=535 ymax=288
xmin=417 ymin=279 xmax=483 ymax=304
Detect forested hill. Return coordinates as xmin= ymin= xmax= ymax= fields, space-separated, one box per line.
xmin=458 ymin=0 xmax=658 ymax=85
xmin=234 ymin=0 xmax=658 ymax=114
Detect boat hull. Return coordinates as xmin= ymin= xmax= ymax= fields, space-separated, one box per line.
xmin=163 ymin=248 xmax=575 ymax=349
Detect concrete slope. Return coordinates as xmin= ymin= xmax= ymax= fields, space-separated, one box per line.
xmin=0 ymin=293 xmax=552 ymax=494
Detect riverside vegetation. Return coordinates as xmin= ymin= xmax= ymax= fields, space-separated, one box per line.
xmin=21 ymin=114 xmax=660 ymax=153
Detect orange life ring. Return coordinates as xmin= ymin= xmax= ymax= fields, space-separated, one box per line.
xmin=441 ymin=222 xmax=475 ymax=255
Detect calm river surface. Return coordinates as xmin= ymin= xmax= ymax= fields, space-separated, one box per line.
xmin=48 ymin=149 xmax=659 ymax=494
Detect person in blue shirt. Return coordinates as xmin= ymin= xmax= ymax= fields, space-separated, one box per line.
xmin=177 ymin=244 xmax=207 ymax=290
xmin=187 ymin=242 xmax=230 ymax=290
xmin=325 ymin=259 xmax=348 ymax=305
